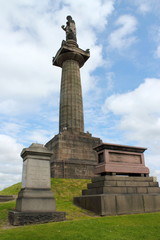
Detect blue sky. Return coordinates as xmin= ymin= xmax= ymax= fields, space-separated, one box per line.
xmin=0 ymin=0 xmax=160 ymax=190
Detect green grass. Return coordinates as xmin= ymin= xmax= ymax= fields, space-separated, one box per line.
xmin=0 ymin=178 xmax=94 ymax=226
xmin=0 ymin=212 xmax=160 ymax=240
xmin=0 ymin=179 xmax=160 ymax=240
xmin=0 ymin=182 xmax=21 ymax=196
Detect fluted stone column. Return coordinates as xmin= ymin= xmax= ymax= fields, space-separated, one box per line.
xmin=53 ymin=40 xmax=90 ymax=133
xmin=45 ymin=17 xmax=102 ymax=179
xmin=60 ymin=56 xmax=84 ymax=132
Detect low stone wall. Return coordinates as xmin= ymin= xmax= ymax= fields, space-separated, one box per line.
xmin=0 ymin=195 xmax=16 ymax=202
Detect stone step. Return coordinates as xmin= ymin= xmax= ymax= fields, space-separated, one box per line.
xmin=92 ymin=176 xmax=156 ymax=183
xmin=88 ymin=181 xmax=159 ymax=189
xmin=82 ymin=186 xmax=160 ymax=195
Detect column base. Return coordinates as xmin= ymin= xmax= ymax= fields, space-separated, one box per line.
xmin=46 ymin=131 xmax=102 ymax=179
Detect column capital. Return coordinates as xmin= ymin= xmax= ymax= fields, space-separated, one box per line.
xmin=53 ymin=41 xmax=90 ymax=68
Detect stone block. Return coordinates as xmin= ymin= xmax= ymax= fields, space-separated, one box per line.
xmin=149 ymin=182 xmax=159 ymax=187
xmin=16 ymin=197 xmax=56 ymax=212
xmin=120 ymin=181 xmax=150 ymax=187
xmin=97 ymin=186 xmax=128 ymax=194
xmin=46 ymin=131 xmax=102 ymax=179
xmin=91 ymin=176 xmax=154 ymax=183
xmin=127 ymin=187 xmax=137 ymax=193
xmin=85 ymin=196 xmax=102 ymax=214
xmin=74 ymin=195 xmax=102 ymax=215
xmin=82 ymin=188 xmax=97 ymax=195
xmin=143 ymin=195 xmax=160 ymax=212
xmin=147 ymin=187 xmax=160 ymax=193
xmin=101 ymin=195 xmax=117 ymax=216
xmin=8 ymin=211 xmax=66 ymax=226
xmin=116 ymin=194 xmax=144 ymax=215
xmin=136 ymin=187 xmax=148 ymax=193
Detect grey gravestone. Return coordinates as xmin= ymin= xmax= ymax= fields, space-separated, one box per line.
xmin=8 ymin=143 xmax=66 ymax=225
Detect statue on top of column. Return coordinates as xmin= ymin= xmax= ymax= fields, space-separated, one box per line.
xmin=61 ymin=16 xmax=77 ymax=42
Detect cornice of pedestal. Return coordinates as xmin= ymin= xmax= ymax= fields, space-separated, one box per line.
xmin=21 ymin=143 xmax=53 ymax=160
xmin=53 ymin=40 xmax=90 ymax=68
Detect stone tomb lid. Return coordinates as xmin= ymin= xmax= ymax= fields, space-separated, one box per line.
xmin=93 ymin=142 xmax=147 ymax=153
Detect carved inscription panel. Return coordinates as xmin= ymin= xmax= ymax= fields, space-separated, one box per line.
xmin=22 ymin=159 xmax=50 ymax=189
xmin=109 ymin=152 xmax=141 ymax=164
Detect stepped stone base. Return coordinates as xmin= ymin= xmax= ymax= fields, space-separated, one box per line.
xmin=74 ymin=176 xmax=160 ymax=215
xmin=45 ymin=131 xmax=102 ymax=179
xmin=8 ymin=211 xmax=66 ymax=226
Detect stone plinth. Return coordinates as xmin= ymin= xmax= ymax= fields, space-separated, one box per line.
xmin=8 ymin=143 xmax=65 ymax=225
xmin=94 ymin=143 xmax=149 ymax=176
xmin=74 ymin=175 xmax=160 ymax=216
xmin=46 ymin=131 xmax=102 ymax=179
xmin=9 ymin=211 xmax=65 ymax=226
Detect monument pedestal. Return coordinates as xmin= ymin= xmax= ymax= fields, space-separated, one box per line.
xmin=45 ymin=131 xmax=102 ymax=179
xmin=8 ymin=144 xmax=65 ymax=225
xmin=74 ymin=143 xmax=160 ymax=215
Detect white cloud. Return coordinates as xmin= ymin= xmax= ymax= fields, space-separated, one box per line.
xmin=154 ymin=27 xmax=160 ymax=59
xmin=0 ymin=0 xmax=116 ymax=189
xmin=108 ymin=14 xmax=138 ymax=50
xmin=25 ymin=129 xmax=53 ymax=144
xmin=0 ymin=135 xmax=24 ymax=190
xmin=131 ymin=0 xmax=160 ymax=14
xmin=0 ymin=0 xmax=115 ymax=117
xmin=106 ymin=72 xmax=115 ymax=91
xmin=133 ymin=0 xmax=151 ymax=13
xmin=60 ymin=0 xmax=115 ymax=32
xmin=103 ymin=78 xmax=160 ymax=142
xmin=0 ymin=122 xmax=22 ymax=137
xmin=103 ymin=78 xmax=160 ymax=180
xmin=156 ymin=45 xmax=160 ymax=58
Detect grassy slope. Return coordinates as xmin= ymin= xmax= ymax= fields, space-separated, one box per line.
xmin=0 ymin=179 xmax=160 ymax=240
xmin=0 ymin=178 xmax=94 ymax=225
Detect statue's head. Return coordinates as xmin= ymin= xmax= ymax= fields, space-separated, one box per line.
xmin=66 ymin=15 xmax=72 ymax=21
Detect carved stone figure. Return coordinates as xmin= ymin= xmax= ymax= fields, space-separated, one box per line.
xmin=61 ymin=15 xmax=77 ymax=42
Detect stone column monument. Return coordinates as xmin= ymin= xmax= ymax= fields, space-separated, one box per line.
xmin=46 ymin=16 xmax=102 ymax=179
xmin=8 ymin=143 xmax=65 ymax=225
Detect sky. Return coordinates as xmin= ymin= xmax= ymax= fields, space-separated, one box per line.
xmin=0 ymin=0 xmax=160 ymax=190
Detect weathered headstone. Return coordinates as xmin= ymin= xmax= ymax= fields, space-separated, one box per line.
xmin=8 ymin=143 xmax=66 ymax=225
